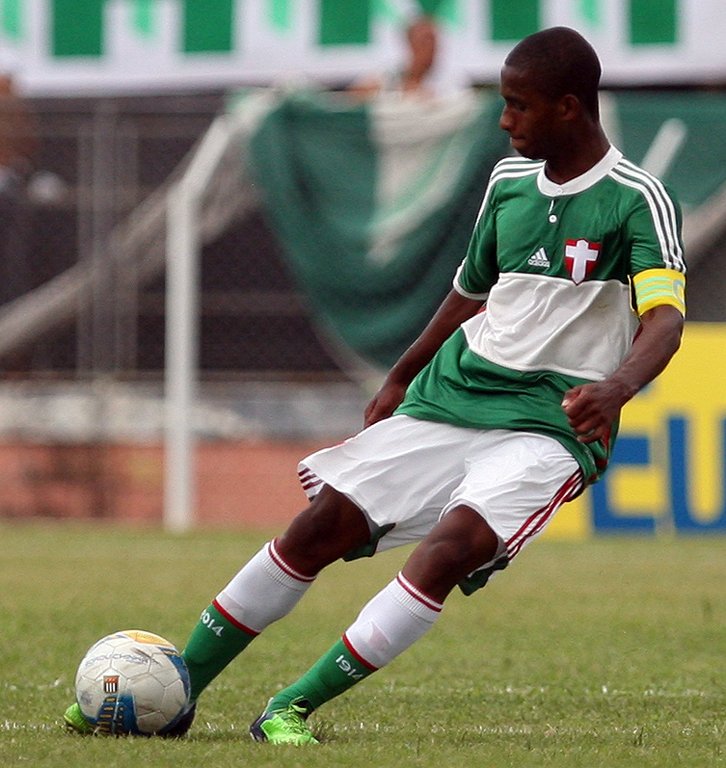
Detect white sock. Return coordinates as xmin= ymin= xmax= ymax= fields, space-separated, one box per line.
xmin=214 ymin=540 xmax=315 ymax=634
xmin=344 ymin=573 xmax=443 ymax=669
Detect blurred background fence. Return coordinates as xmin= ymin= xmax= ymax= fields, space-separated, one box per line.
xmin=0 ymin=92 xmax=343 ymax=380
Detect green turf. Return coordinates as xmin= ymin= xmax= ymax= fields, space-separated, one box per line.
xmin=0 ymin=522 xmax=724 ymax=767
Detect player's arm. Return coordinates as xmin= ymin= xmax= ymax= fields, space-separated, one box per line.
xmin=564 ymin=176 xmax=686 ymax=444
xmin=364 ymin=170 xmax=498 ymax=427
xmin=563 ymin=297 xmax=684 ymax=444
xmin=364 ymin=289 xmax=483 ymax=427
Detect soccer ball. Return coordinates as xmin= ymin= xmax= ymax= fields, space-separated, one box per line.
xmin=74 ymin=629 xmax=191 ymax=735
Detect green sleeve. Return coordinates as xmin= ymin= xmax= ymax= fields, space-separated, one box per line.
xmin=626 ymin=184 xmax=685 ymax=276
xmin=455 ymin=184 xmax=500 ymax=296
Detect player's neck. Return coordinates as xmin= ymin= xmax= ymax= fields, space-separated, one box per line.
xmin=544 ymin=127 xmax=610 ymax=185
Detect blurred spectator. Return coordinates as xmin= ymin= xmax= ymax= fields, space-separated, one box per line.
xmin=0 ymin=64 xmax=38 ymax=306
xmin=348 ymin=15 xmax=467 ymax=100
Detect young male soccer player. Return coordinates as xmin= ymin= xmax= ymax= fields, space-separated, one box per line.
xmin=66 ymin=27 xmax=686 ymax=743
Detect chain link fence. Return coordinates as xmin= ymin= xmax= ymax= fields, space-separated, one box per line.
xmin=0 ymin=92 xmax=345 ymax=382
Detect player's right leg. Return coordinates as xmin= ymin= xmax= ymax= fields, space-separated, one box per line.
xmin=63 ymin=486 xmax=370 ymax=736
xmin=181 ymin=485 xmax=370 ymax=705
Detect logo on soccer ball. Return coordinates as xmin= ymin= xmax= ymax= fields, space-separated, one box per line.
xmin=103 ymin=675 xmax=120 ymax=694
xmin=564 ymin=238 xmax=601 ymax=284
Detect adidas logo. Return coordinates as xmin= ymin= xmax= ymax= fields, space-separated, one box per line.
xmin=527 ymin=247 xmax=550 ymax=268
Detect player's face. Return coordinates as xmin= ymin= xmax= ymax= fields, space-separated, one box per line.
xmin=499 ymin=64 xmax=564 ymax=160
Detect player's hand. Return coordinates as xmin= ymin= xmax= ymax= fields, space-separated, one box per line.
xmin=363 ymin=380 xmax=407 ymax=428
xmin=561 ymin=380 xmax=629 ymax=443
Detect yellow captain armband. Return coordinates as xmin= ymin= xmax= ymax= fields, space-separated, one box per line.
xmin=632 ymin=268 xmax=686 ymax=317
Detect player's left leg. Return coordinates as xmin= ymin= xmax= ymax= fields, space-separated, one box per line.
xmin=181 ymin=485 xmax=370 ymax=703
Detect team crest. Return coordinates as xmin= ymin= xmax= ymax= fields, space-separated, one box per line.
xmin=564 ymin=238 xmax=601 ymax=284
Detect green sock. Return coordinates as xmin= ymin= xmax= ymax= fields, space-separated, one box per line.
xmin=267 ymin=637 xmax=376 ymax=715
xmin=182 ymin=602 xmax=256 ymax=701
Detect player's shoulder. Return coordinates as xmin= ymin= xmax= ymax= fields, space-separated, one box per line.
xmin=489 ymin=155 xmax=543 ymax=185
xmin=607 ymin=154 xmax=680 ymax=204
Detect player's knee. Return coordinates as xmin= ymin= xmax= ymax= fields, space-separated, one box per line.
xmin=425 ymin=535 xmax=489 ymax=576
xmin=276 ymin=486 xmax=369 ymax=570
xmin=428 ymin=507 xmax=500 ymax=572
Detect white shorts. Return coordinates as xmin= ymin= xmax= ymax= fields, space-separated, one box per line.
xmin=298 ymin=415 xmax=582 ymax=565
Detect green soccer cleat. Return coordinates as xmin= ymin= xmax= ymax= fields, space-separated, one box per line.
xmin=63 ymin=700 xmax=196 ymax=737
xmin=249 ymin=699 xmax=319 ymax=745
xmin=63 ymin=702 xmax=94 ymax=735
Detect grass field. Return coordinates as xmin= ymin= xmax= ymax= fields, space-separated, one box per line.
xmin=1 ymin=522 xmax=723 ymax=767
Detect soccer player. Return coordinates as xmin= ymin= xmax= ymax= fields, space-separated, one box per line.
xmin=65 ymin=26 xmax=687 ymax=743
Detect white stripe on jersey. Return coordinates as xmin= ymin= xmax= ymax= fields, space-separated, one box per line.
xmin=490 ymin=156 xmax=544 ymax=173
xmin=461 ymin=272 xmax=639 ymax=380
xmin=475 ymin=157 xmax=542 ymax=225
xmin=609 ymin=160 xmax=685 ymax=272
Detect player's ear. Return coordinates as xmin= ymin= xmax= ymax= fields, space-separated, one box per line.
xmin=559 ymin=93 xmax=581 ymax=121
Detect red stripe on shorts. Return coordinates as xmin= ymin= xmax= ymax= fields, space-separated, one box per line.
xmin=506 ymin=470 xmax=582 ymax=561
xmin=298 ymin=467 xmax=323 ymax=493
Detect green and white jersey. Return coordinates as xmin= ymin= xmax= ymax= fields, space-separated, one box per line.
xmin=397 ymin=146 xmax=686 ymax=482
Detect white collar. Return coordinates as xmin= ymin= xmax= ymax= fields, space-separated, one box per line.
xmin=537 ymin=145 xmax=623 ymax=196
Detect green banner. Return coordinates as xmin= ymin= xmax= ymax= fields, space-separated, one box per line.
xmin=629 ymin=0 xmax=677 ymax=44
xmin=490 ymin=0 xmax=539 ymax=41
xmin=131 ymin=0 xmax=154 ymax=37
xmin=247 ymin=91 xmax=509 ymax=368
xmin=52 ymin=0 xmax=103 ymax=57
xmin=182 ymin=0 xmax=234 ymax=53
xmin=44 ymin=0 xmax=683 ymax=59
xmin=1 ymin=0 xmax=22 ymax=38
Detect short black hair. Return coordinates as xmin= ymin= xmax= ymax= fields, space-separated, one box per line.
xmin=505 ymin=27 xmax=601 ymax=119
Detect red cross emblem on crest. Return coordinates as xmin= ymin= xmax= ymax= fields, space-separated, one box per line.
xmin=564 ymin=239 xmax=601 ymax=284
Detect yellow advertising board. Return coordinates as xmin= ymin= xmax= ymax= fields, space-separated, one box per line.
xmin=548 ymin=323 xmax=726 ymax=537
